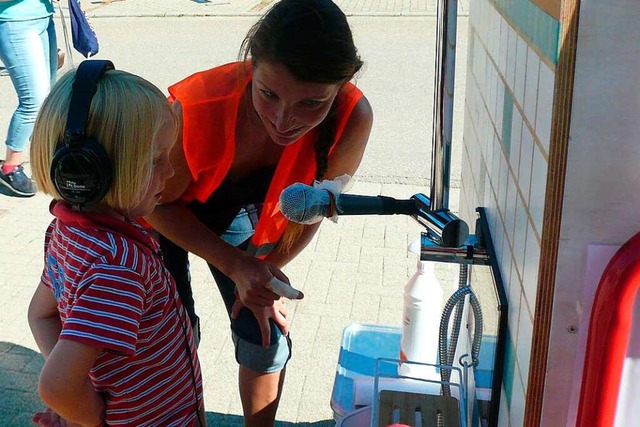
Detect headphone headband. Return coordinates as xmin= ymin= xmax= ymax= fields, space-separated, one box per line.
xmin=65 ymin=60 xmax=115 ymax=146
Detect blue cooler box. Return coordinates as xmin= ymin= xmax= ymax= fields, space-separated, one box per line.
xmin=330 ymin=323 xmax=402 ymax=420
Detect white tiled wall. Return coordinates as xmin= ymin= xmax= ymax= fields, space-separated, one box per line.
xmin=536 ymin=63 xmax=554 ymax=155
xmin=462 ymin=0 xmax=556 ymax=425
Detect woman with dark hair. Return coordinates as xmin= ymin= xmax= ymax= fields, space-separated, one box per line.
xmin=146 ymin=0 xmax=373 ymax=424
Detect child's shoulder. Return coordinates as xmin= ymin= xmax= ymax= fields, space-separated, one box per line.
xmin=49 ymin=202 xmax=161 ymax=272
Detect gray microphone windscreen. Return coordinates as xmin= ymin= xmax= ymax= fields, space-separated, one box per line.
xmin=279 ymin=183 xmax=332 ymax=224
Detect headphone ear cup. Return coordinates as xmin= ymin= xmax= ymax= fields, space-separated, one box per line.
xmin=50 ymin=137 xmax=113 ymax=206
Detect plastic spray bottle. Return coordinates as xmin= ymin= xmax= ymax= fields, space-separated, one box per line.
xmin=399 ymin=258 xmax=443 ymax=379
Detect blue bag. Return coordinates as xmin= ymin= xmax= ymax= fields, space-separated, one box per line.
xmin=68 ymin=0 xmax=99 ymax=58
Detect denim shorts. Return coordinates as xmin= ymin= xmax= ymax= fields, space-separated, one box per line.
xmin=211 ymin=205 xmax=292 ymax=373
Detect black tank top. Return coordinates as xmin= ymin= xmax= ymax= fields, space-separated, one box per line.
xmin=187 ymin=167 xmax=275 ymax=236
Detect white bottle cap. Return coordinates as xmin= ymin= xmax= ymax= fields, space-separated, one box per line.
xmin=408 ymin=238 xmax=421 ymax=254
xmin=417 ymin=260 xmax=435 ymax=274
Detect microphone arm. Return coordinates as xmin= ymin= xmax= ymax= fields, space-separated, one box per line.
xmin=409 ymin=193 xmax=469 ymax=248
xmin=335 ymin=193 xmax=468 ymax=248
xmin=336 ymin=195 xmax=416 ymax=216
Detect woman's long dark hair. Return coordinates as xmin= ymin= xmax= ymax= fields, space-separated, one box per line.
xmin=240 ymin=0 xmax=364 ymax=251
xmin=241 ymin=0 xmax=363 ymax=179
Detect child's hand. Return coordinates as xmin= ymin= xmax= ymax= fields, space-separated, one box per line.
xmin=32 ymin=408 xmax=86 ymax=427
xmin=33 ymin=408 xmax=60 ymax=426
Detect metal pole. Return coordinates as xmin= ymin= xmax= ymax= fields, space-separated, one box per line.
xmin=429 ymin=0 xmax=458 ymax=211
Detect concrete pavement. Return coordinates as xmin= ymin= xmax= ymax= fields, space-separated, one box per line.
xmin=0 ymin=1 xmax=467 ymax=425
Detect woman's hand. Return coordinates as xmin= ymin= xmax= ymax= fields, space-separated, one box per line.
xmin=228 ymin=254 xmax=289 ymax=308
xmin=231 ymin=298 xmax=289 ymax=347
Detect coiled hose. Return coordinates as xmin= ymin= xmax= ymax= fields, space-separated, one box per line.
xmin=438 ymin=264 xmax=483 ymax=396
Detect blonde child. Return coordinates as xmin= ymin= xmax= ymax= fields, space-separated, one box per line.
xmin=27 ymin=60 xmax=206 ymax=427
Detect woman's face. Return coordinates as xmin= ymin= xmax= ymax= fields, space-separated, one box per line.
xmin=251 ymin=60 xmax=341 ymax=146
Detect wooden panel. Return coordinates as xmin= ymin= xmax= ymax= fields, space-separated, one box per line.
xmin=532 ymin=0 xmax=561 ymax=20
xmin=523 ymin=0 xmax=581 ymax=426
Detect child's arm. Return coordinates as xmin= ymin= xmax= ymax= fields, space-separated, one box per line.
xmin=28 ymin=281 xmax=105 ymax=426
xmin=28 ymin=281 xmax=62 ymax=359
xmin=39 ymin=340 xmax=105 ymax=427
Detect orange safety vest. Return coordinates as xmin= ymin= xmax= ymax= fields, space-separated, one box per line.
xmin=168 ymin=62 xmax=364 ymax=258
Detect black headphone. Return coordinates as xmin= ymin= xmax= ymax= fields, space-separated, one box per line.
xmin=51 ymin=59 xmax=115 ymax=207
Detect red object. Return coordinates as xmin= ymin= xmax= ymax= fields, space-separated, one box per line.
xmin=576 ymin=231 xmax=640 ymax=427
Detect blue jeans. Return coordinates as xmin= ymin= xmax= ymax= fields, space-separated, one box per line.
xmin=0 ymin=16 xmax=57 ymax=152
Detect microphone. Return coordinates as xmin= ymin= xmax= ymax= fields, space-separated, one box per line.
xmin=279 ymin=183 xmax=470 ymax=248
xmin=279 ymin=183 xmax=416 ymax=224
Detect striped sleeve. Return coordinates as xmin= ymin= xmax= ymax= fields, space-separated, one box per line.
xmin=40 ymin=222 xmax=55 ymax=292
xmin=60 ymin=264 xmax=145 ymax=356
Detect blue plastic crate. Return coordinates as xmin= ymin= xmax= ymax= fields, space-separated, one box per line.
xmin=331 ymin=323 xmax=402 ymax=420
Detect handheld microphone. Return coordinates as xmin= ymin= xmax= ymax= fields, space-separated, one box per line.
xmin=279 ymin=183 xmax=416 ymax=224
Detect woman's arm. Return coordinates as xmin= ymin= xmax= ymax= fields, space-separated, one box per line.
xmin=265 ymin=222 xmax=321 ymax=269
xmin=149 ymin=202 xmax=283 ymax=307
xmin=324 ymin=95 xmax=374 ymax=180
xmin=28 ymin=281 xmax=62 ymax=359
xmin=146 ymin=101 xmax=282 ymax=308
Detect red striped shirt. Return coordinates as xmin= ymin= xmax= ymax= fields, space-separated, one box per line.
xmin=41 ymin=201 xmax=203 ymax=426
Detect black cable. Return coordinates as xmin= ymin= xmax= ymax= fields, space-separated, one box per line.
xmin=173 ymin=292 xmax=204 ymax=427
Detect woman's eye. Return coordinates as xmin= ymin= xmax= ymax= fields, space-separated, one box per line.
xmin=260 ymin=89 xmax=275 ymax=98
xmin=302 ymin=100 xmax=322 ymax=107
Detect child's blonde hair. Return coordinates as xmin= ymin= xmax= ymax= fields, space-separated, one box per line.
xmin=31 ymin=68 xmax=177 ymax=214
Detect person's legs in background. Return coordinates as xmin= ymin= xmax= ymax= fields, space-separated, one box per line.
xmin=0 ymin=16 xmax=57 ymax=197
